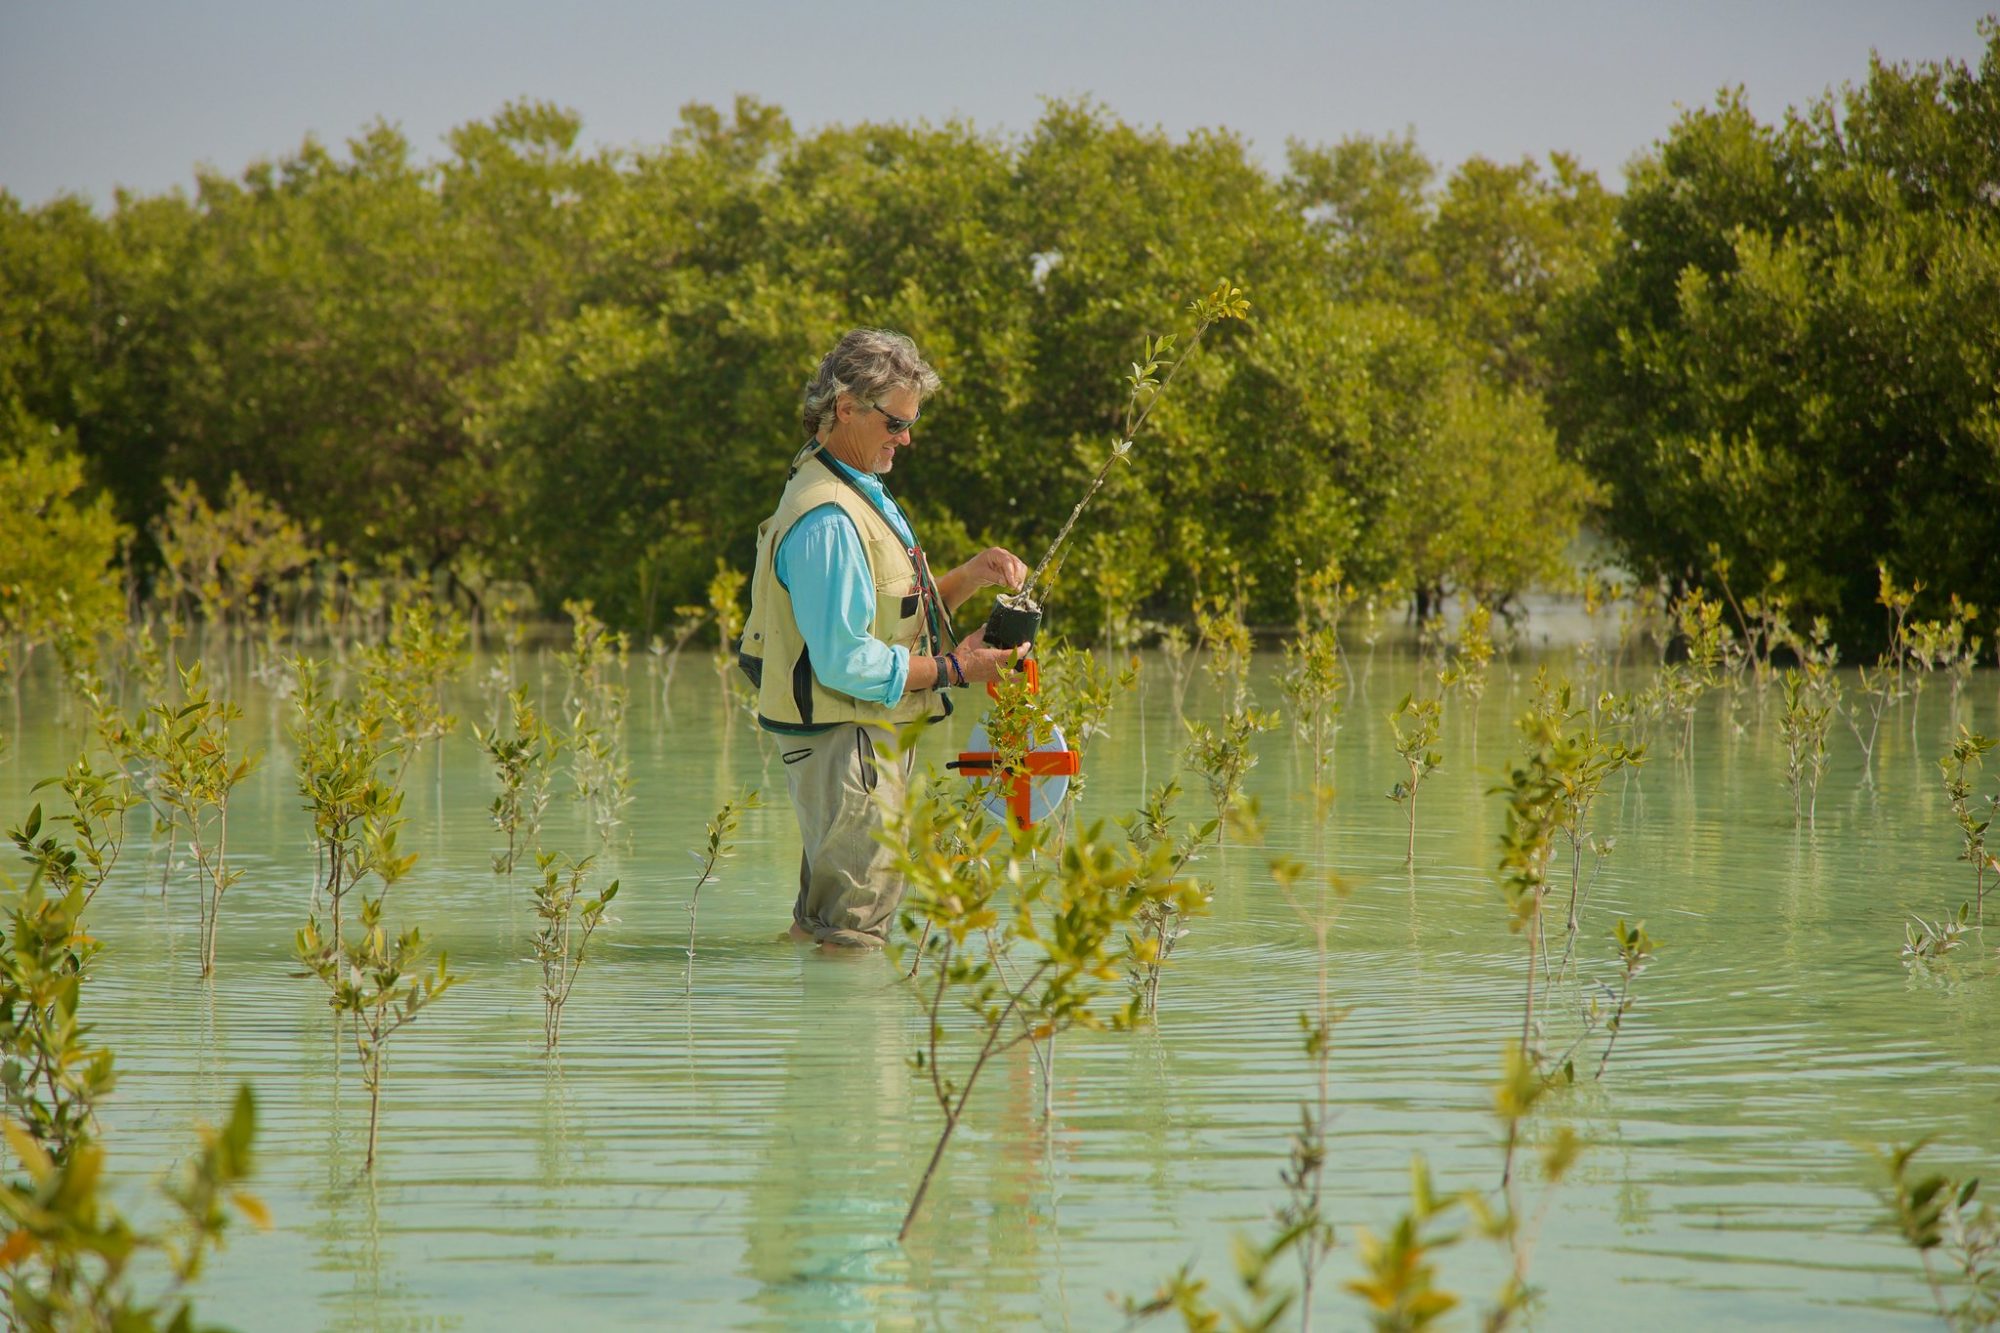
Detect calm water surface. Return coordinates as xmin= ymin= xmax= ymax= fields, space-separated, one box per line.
xmin=3 ymin=641 xmax=1996 ymax=1331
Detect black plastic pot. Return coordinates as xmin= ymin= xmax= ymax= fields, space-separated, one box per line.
xmin=983 ymin=594 xmax=1042 ymax=651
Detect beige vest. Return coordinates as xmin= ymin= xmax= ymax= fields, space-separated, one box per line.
xmin=740 ymin=445 xmax=951 ymax=733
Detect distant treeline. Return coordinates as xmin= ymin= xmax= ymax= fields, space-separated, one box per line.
xmin=2 ymin=21 xmax=1995 ymax=650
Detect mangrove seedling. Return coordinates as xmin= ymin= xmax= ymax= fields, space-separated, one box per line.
xmin=558 ymin=600 xmax=635 ymax=842
xmin=1843 ymin=662 xmax=1903 ymax=784
xmin=472 ymin=685 xmax=561 ymax=875
xmin=1874 ymin=1139 xmax=2000 ymax=1328
xmin=888 ymin=781 xmax=1195 ymax=1242
xmin=1040 ymin=639 xmax=1137 ymax=823
xmin=296 ymin=891 xmax=458 ymax=1171
xmin=1903 ymin=903 xmax=1970 ymax=964
xmin=12 ymin=757 xmax=140 ymax=912
xmin=683 ymin=789 xmax=759 ymax=994
xmin=355 ymin=595 xmax=469 ymax=792
xmin=1595 ymin=918 xmax=1660 ymax=1080
xmin=1345 ymin=1045 xmax=1582 ymax=1330
xmin=1118 ymin=778 xmax=1217 ymax=1016
xmin=1386 ymin=693 xmax=1443 ymax=867
xmin=1778 ymin=663 xmax=1839 ymax=827
xmin=1195 ymin=578 xmax=1254 ymax=710
xmin=139 ymin=662 xmax=259 ymax=977
xmin=1520 ymin=676 xmax=1642 ymax=968
xmin=1438 ymin=602 xmax=1496 ymax=709
xmin=291 ymin=657 xmax=401 ymax=953
xmin=1494 ymin=709 xmax=1568 ymax=1180
xmin=1270 ymin=855 xmax=1350 ymax=1326
xmin=530 ymin=851 xmax=619 ymax=1051
xmin=1155 ymin=622 xmax=1196 ymax=719
xmin=0 ymin=1084 xmax=263 ymax=1331
xmin=0 ymin=855 xmax=113 ymax=1165
xmin=1280 ymin=625 xmax=1345 ymax=813
xmin=1939 ymin=728 xmax=1998 ymax=920
xmin=1007 ymin=279 xmax=1251 ymax=617
xmin=1185 ymin=704 xmax=1278 ymax=842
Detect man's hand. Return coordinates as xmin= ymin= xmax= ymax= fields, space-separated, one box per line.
xmin=951 ymin=625 xmax=1031 ymax=685
xmin=956 ymin=547 xmax=1027 ymax=593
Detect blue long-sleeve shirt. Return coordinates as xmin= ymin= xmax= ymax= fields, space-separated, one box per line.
xmin=774 ymin=455 xmax=918 ymax=706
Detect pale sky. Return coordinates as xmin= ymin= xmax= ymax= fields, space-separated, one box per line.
xmin=2 ymin=1 xmax=1993 ymax=207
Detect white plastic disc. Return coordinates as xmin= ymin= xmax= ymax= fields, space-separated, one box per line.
xmin=963 ymin=717 xmax=1072 ymax=824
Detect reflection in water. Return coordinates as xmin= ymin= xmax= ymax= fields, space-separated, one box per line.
xmin=743 ymin=956 xmax=914 ymax=1329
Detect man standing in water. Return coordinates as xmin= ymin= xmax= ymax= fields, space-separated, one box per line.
xmin=740 ymin=329 xmax=1028 ymax=948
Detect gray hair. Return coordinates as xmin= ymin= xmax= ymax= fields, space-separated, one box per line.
xmin=801 ymin=329 xmax=941 ymax=436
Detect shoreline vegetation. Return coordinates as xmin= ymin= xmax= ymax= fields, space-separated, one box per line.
xmin=4 ymin=22 xmax=1997 ymax=663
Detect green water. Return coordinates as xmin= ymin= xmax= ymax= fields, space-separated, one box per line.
xmin=3 ymin=644 xmax=1996 ymax=1331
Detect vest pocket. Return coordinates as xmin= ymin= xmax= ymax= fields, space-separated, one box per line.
xmin=792 ymin=648 xmax=815 ymax=725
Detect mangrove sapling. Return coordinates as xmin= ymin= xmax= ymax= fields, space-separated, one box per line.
xmin=296 ymin=884 xmax=459 ymax=1171
xmin=1184 ymin=704 xmax=1277 ymax=844
xmin=1005 ymin=280 xmax=1250 ymax=621
xmin=1343 ymin=1046 xmax=1582 ymax=1331
xmin=1269 ymin=856 xmax=1349 ymax=1326
xmin=1118 ymin=778 xmax=1217 ymax=1017
xmin=648 ymin=602 xmax=708 ymax=707
xmin=0 ymin=849 xmax=115 ymax=1165
xmin=1195 ymin=579 xmax=1255 ymax=709
xmin=1155 ymin=623 xmax=1196 ymax=719
xmin=141 ymin=663 xmax=259 ymax=977
xmin=1494 ymin=709 xmax=1568 ymax=1184
xmin=1279 ymin=626 xmax=1344 ymax=812
xmin=291 ymin=658 xmax=400 ymax=952
xmin=1778 ymin=662 xmax=1839 ymax=827
xmin=1655 ymin=589 xmax=1731 ymax=759
xmin=1710 ymin=550 xmax=1797 ymax=689
xmin=1844 ymin=662 xmax=1903 ymax=784
xmin=1518 ymin=676 xmax=1643 ymax=970
xmin=1438 ymin=601 xmax=1496 ymax=712
xmin=355 ymin=596 xmax=469 ymax=793
xmin=1595 ymin=919 xmax=1660 ymax=1080
xmin=1040 ymin=639 xmax=1137 ymax=825
xmin=14 ymin=757 xmax=140 ymax=911
xmin=1386 ymin=693 xmax=1443 ymax=867
xmin=557 ymin=600 xmax=635 ymax=842
xmin=682 ymin=790 xmax=758 ymax=995
xmin=530 ymin=852 xmax=619 ymax=1051
xmin=0 ymin=1083 xmax=263 ymax=1331
xmin=888 ymin=785 xmax=1195 ymax=1243
xmin=1940 ymin=728 xmax=1999 ymax=921
xmin=472 ymin=686 xmax=561 ymax=875
xmin=1904 ymin=903 xmax=1972 ymax=965
xmin=1875 ymin=1140 xmax=2000 ymax=1328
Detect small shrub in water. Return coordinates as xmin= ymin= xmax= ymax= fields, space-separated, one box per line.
xmin=530 ymin=852 xmax=620 ymax=1051
xmin=1118 ymin=778 xmax=1216 ymax=1017
xmin=296 ymin=861 xmax=459 ymax=1170
xmin=0 ymin=1084 xmax=263 ymax=1331
xmin=1939 ymin=728 xmax=1998 ymax=921
xmin=1903 ymin=903 xmax=1970 ymax=964
xmin=1185 ymin=705 xmax=1277 ymax=842
xmin=473 ymin=685 xmax=561 ymax=876
xmin=888 ymin=777 xmax=1195 ymax=1242
xmin=1874 ymin=1139 xmax=2000 ymax=1328
xmin=683 ymin=790 xmax=758 ymax=994
xmin=136 ymin=662 xmax=259 ymax=977
xmin=1386 ymin=693 xmax=1443 ymax=867
xmin=1595 ymin=918 xmax=1660 ymax=1080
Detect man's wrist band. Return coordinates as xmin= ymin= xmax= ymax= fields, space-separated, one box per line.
xmin=947 ymin=652 xmax=967 ymax=687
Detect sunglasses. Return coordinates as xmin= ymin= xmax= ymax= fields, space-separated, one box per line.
xmin=869 ymin=402 xmax=920 ymax=435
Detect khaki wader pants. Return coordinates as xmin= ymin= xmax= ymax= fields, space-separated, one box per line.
xmin=782 ymin=723 xmax=913 ymax=947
